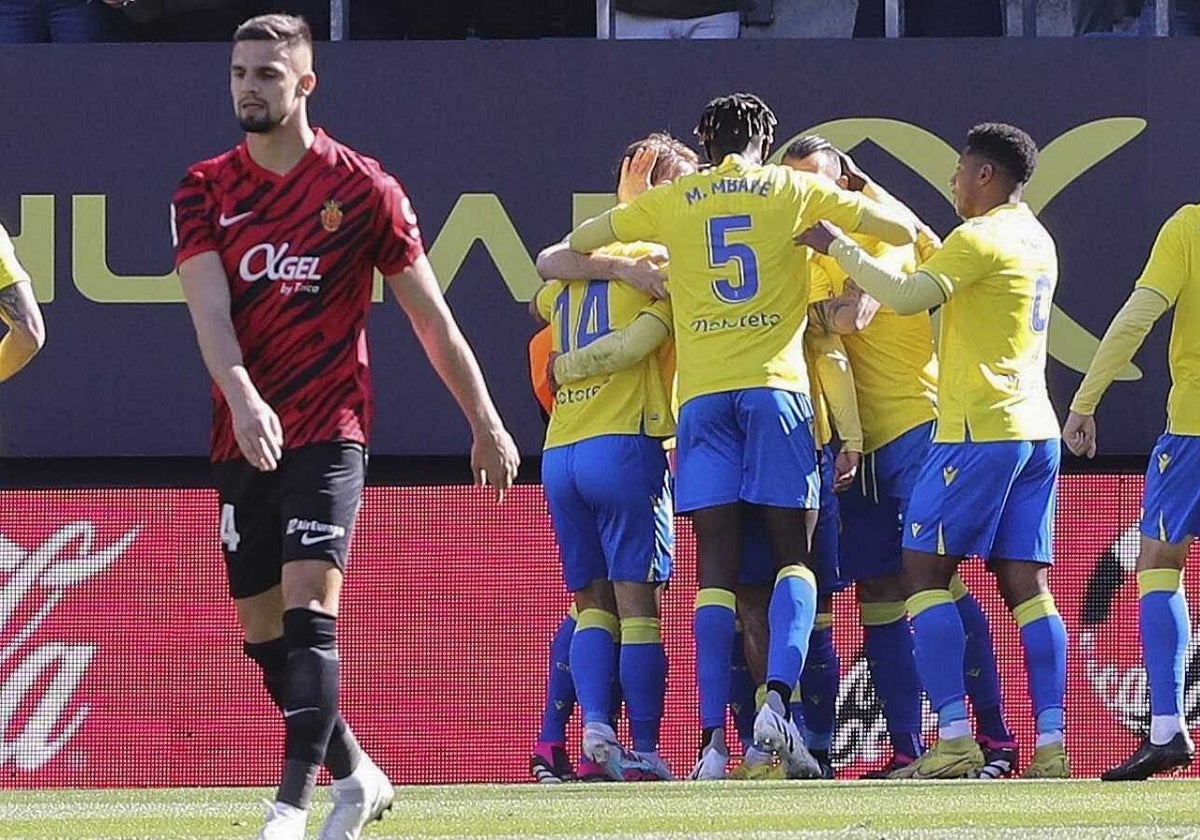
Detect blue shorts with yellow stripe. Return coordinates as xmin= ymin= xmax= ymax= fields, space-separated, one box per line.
xmin=676 ymin=387 xmax=820 ymax=514
xmin=542 ymin=434 xmax=673 ymax=592
xmin=839 ymin=421 xmax=933 ymax=582
xmin=1141 ymin=433 xmax=1200 ymax=544
xmin=903 ymin=438 xmax=1059 ymax=563
xmin=739 ymin=444 xmax=845 ymax=595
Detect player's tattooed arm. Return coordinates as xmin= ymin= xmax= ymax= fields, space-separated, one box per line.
xmin=0 ymin=281 xmax=45 ymax=383
xmin=808 ymin=279 xmax=881 ymax=336
xmin=536 ymin=241 xmax=668 ymax=300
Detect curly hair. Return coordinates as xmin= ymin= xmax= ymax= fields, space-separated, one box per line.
xmin=965 ymin=122 xmax=1038 ymax=185
xmin=694 ymin=93 xmax=777 ymax=165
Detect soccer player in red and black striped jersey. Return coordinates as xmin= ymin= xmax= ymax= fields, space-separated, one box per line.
xmin=172 ymin=15 xmax=519 ymax=840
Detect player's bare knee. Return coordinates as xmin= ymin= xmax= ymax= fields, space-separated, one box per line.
xmin=899 ymin=550 xmax=956 ymax=597
xmin=1137 ymin=535 xmax=1191 ymax=573
xmin=236 ymin=586 xmax=284 ymax=643
xmin=991 ymin=560 xmax=1049 ymax=611
xmin=613 ymin=581 xmax=657 ymax=618
xmin=856 ymin=575 xmax=903 ymax=604
xmin=575 ymin=578 xmax=617 ymax=614
xmin=281 ymin=559 xmax=343 ymax=614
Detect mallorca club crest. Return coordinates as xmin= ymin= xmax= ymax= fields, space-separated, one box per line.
xmin=320 ymin=199 xmax=343 ymax=233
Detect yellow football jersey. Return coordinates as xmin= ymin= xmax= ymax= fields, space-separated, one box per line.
xmin=916 ymin=203 xmax=1060 ymax=443
xmin=535 ymin=242 xmax=676 ymax=449
xmin=804 ymin=268 xmax=836 ymax=449
xmin=0 ymin=224 xmax=28 ymax=292
xmin=1134 ymin=204 xmax=1200 ymax=435
xmin=609 ymin=154 xmax=877 ymax=406
xmin=811 ymin=236 xmax=938 ymax=454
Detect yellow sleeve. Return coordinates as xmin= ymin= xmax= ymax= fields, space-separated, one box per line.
xmin=552 ymin=311 xmax=671 ymax=385
xmin=829 ymin=236 xmax=945 ymax=316
xmin=806 ymin=331 xmax=863 ymax=453
xmin=0 ymin=224 xmax=29 ymax=292
xmin=913 ymin=224 xmax=991 ymax=299
xmin=534 ymin=281 xmax=561 ymax=322
xmin=796 ymin=173 xmax=866 ymax=233
xmin=609 ymin=182 xmax=672 ymax=244
xmin=808 ymin=257 xmax=835 ymax=304
xmin=568 ymin=212 xmax=618 ymax=254
xmin=641 ymin=297 xmax=674 ymax=334
xmin=1070 ymin=287 xmax=1171 ymax=415
xmin=1134 ymin=210 xmax=1191 ymax=305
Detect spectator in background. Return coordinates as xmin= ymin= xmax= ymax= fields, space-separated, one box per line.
xmin=116 ymin=0 xmax=328 ymax=42
xmin=1072 ymin=0 xmax=1199 ymax=35
xmin=0 ymin=0 xmax=111 ymax=42
xmin=351 ymin=0 xmax=574 ymax=39
xmin=613 ymin=0 xmax=742 ymax=39
xmin=854 ymin=0 xmax=1003 ymax=36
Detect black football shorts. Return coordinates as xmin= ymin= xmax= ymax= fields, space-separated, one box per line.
xmin=212 ymin=441 xmax=366 ymax=599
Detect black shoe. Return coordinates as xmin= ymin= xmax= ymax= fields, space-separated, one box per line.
xmin=1102 ymin=732 xmax=1195 ymax=781
xmin=530 ymin=743 xmax=577 ymax=783
xmin=976 ymin=744 xmax=1018 ymax=779
xmin=859 ymin=754 xmax=914 ymax=779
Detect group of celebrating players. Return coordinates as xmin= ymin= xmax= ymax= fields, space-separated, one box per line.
xmin=525 ymin=91 xmax=1200 ymax=790
xmin=0 ymin=10 xmax=1195 ymax=840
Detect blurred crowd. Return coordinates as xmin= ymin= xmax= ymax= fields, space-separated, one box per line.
xmin=2 ymin=0 xmax=1195 ymax=43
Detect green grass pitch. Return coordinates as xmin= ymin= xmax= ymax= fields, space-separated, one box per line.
xmin=4 ymin=780 xmax=1200 ymax=840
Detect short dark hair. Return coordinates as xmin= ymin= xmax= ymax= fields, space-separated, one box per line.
xmin=965 ymin=122 xmax=1038 ymax=185
xmin=618 ymin=132 xmax=700 ymax=190
xmin=234 ymin=13 xmax=313 ymax=49
xmin=694 ymin=93 xmax=777 ymax=164
xmin=782 ymin=135 xmax=836 ymax=162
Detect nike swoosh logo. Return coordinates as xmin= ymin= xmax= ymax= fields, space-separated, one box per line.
xmin=283 ymin=706 xmax=319 ymax=718
xmin=218 ymin=211 xmax=254 ymax=227
xmin=299 ymin=532 xmax=339 ymax=545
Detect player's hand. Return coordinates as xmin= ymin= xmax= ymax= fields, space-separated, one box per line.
xmin=618 ymin=146 xmax=658 ymax=205
xmin=796 ymin=221 xmax=844 ymax=256
xmin=1063 ymin=411 xmax=1098 ymax=459
xmin=837 ymin=151 xmax=869 ymax=192
xmin=834 ymin=450 xmax=860 ymax=492
xmin=230 ymin=394 xmax=284 ymax=471
xmin=915 ymin=220 xmax=943 ymax=263
xmin=471 ymin=423 xmax=520 ymax=503
xmin=617 ymin=254 xmax=669 ymax=300
xmin=547 ymin=351 xmax=561 ymax=395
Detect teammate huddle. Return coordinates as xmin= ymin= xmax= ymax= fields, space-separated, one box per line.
xmin=530 ymin=92 xmax=1200 ymax=788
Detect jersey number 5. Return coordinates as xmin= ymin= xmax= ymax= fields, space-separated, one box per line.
xmin=709 ymin=215 xmax=759 ymax=304
xmin=1030 ymin=275 xmax=1052 ymax=333
xmin=553 ymin=280 xmax=612 ymax=351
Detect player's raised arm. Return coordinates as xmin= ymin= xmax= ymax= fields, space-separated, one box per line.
xmin=179 ymin=251 xmax=284 ymax=471
xmin=0 ymin=226 xmax=45 ymax=382
xmin=807 ymin=254 xmax=880 ymax=336
xmin=552 ymin=307 xmax=672 ymax=389
xmin=535 ymin=240 xmax=668 ymax=300
xmin=386 ymin=254 xmax=519 ymax=501
xmin=798 ymin=221 xmax=946 ymax=316
xmin=1064 ymin=210 xmax=1185 ymax=458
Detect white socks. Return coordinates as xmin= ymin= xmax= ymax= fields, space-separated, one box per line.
xmin=1150 ymin=714 xmax=1186 ymax=746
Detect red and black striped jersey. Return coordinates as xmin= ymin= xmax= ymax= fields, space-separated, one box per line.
xmin=171 ymin=129 xmax=423 ymax=462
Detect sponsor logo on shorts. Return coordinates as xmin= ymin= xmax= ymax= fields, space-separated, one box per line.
xmin=1158 ymin=452 xmax=1172 ymax=474
xmin=942 ymin=466 xmax=958 ymax=486
xmin=910 ymin=522 xmax=922 ymax=538
xmin=286 ymin=518 xmax=347 ymax=546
